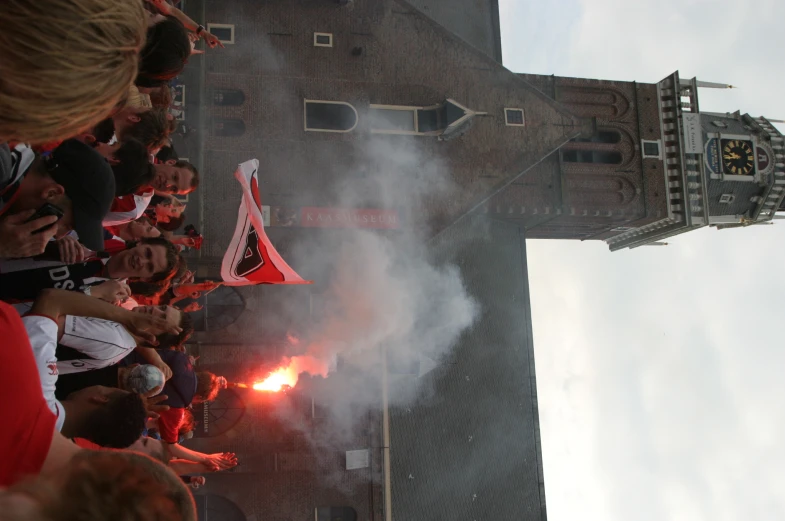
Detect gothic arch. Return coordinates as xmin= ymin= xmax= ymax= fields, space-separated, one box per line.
xmin=304 ymin=100 xmax=359 ymax=132
xmin=194 ymin=494 xmax=247 ymax=521
xmin=558 ymin=86 xmax=631 ymax=120
xmin=564 ymin=174 xmax=638 ymax=207
xmin=562 ymin=126 xmax=636 ymax=167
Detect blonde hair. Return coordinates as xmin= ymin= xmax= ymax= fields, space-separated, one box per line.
xmin=0 ymin=0 xmax=147 ymax=145
xmin=126 ymin=85 xmax=153 ymax=110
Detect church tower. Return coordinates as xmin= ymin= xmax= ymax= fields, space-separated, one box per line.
xmin=507 ymin=72 xmax=785 ymax=251
xmin=602 ymin=73 xmax=785 ymax=251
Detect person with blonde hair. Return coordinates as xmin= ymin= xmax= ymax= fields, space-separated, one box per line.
xmin=0 ymin=0 xmax=148 ymax=145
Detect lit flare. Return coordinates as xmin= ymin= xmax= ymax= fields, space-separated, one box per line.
xmin=250 ymin=355 xmax=330 ymax=392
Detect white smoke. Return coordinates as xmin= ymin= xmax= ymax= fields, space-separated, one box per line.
xmin=267 ymin=136 xmax=480 ymax=437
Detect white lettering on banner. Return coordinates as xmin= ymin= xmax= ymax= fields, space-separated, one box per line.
xmin=203 ymin=402 xmax=209 ymax=433
xmin=682 ymin=113 xmax=704 ymax=154
xmin=54 ymin=280 xmax=75 ymax=290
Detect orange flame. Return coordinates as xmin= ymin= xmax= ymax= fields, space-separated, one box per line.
xmin=250 ymin=355 xmax=329 ymax=392
xmin=252 ymin=366 xmax=297 ymax=392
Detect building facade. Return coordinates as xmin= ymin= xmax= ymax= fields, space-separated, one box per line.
xmin=169 ymin=0 xmax=782 ymax=519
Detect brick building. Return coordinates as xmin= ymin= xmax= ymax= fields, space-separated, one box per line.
xmin=167 ymin=0 xmax=783 ymax=520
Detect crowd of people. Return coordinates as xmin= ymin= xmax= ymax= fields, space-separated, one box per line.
xmin=0 ymin=2 xmax=237 ymax=519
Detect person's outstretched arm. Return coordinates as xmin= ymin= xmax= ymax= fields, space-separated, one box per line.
xmin=30 ymin=288 xmax=179 ymax=344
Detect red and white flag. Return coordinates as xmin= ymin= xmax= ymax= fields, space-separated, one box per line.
xmin=221 ymin=159 xmax=310 ymax=285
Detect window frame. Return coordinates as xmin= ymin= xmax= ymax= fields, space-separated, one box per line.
xmin=368 ymin=99 xmax=474 ymax=136
xmin=641 ymin=139 xmax=662 ymax=159
xmin=504 ymin=108 xmax=526 ymax=127
xmin=303 ymin=99 xmax=359 ymax=133
xmin=212 ymin=118 xmax=246 ymax=137
xmin=313 ymin=32 xmax=334 ymax=48
xmin=368 ymin=104 xmax=422 ymax=135
xmin=206 ymin=23 xmax=235 ymax=45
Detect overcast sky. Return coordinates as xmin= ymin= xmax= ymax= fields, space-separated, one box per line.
xmin=497 ymin=1 xmax=785 ymax=521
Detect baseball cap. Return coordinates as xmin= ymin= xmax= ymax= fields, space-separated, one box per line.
xmin=48 ymin=139 xmax=116 ymax=251
xmin=124 ymin=364 xmax=166 ymax=396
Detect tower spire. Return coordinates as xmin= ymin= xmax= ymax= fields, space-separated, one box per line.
xmin=695 ymin=80 xmax=735 ymax=89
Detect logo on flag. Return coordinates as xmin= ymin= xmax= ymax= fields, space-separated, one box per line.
xmin=221 ymin=160 xmax=310 ymax=285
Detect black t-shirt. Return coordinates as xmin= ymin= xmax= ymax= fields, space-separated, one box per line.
xmin=55 ymin=364 xmax=120 ymax=401
xmin=0 ymin=259 xmax=107 ymax=302
xmin=91 ymin=118 xmax=115 ymax=144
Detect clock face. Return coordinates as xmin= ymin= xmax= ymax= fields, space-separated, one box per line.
xmin=721 ymin=139 xmax=755 ymax=175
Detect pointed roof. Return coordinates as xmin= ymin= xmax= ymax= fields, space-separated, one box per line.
xmin=404 ymin=0 xmax=504 ymax=62
xmin=389 ymin=1 xmax=582 ymax=237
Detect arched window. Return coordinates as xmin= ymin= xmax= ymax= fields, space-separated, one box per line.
xmin=212 ymin=88 xmax=246 ymax=106
xmin=188 ymin=285 xmax=245 ymax=332
xmin=572 ymin=130 xmax=621 ymax=144
xmin=192 ymin=388 xmax=246 ymax=438
xmin=194 ymin=494 xmax=247 ymax=521
xmin=213 ymin=118 xmax=245 ymax=137
xmin=316 ymin=507 xmax=357 ymax=521
xmin=562 ymin=150 xmax=622 ymax=165
xmin=304 ymin=100 xmax=358 ymax=132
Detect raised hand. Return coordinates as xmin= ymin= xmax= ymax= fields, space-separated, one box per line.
xmin=56 ymin=235 xmax=91 ymax=264
xmin=202 ymin=452 xmax=238 ymax=470
xmin=0 ymin=210 xmax=58 ymax=259
xmin=90 ymin=280 xmax=132 ymax=304
xmin=122 ymin=310 xmax=181 ymax=345
xmin=144 ymin=394 xmax=170 ymax=419
xmin=202 ymin=31 xmax=225 ymax=49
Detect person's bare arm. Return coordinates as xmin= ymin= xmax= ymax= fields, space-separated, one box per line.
xmin=134 ymin=346 xmax=173 ymax=380
xmin=165 ymin=443 xmax=237 ymax=469
xmin=145 ymin=0 xmax=225 ymax=48
xmin=31 ymin=289 xmax=179 ymax=344
xmin=146 ymin=0 xmax=198 ymax=33
xmin=168 ymin=459 xmax=213 ymax=475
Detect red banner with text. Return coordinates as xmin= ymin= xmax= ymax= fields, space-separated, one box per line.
xmin=268 ymin=207 xmax=400 ymax=229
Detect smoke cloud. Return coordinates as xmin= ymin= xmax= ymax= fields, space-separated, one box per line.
xmin=195 ymin=24 xmax=480 ymax=453
xmin=265 ymin=136 xmax=479 ymax=442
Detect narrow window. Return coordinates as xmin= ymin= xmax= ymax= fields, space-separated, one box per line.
xmin=213 ymin=118 xmax=245 ymax=137
xmin=505 ymin=108 xmax=525 ymax=126
xmin=206 ymin=24 xmax=235 ymax=44
xmin=369 ymin=107 xmax=417 ymax=133
xmin=369 ymin=100 xmax=471 ymax=136
xmin=573 ymin=130 xmax=621 ymax=144
xmin=314 ymin=32 xmax=333 ymax=47
xmin=562 ymin=149 xmax=622 ymax=165
xmin=315 ymin=507 xmax=357 ymax=521
xmin=304 ymin=100 xmax=358 ymax=132
xmin=212 ymin=88 xmax=245 ymax=106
